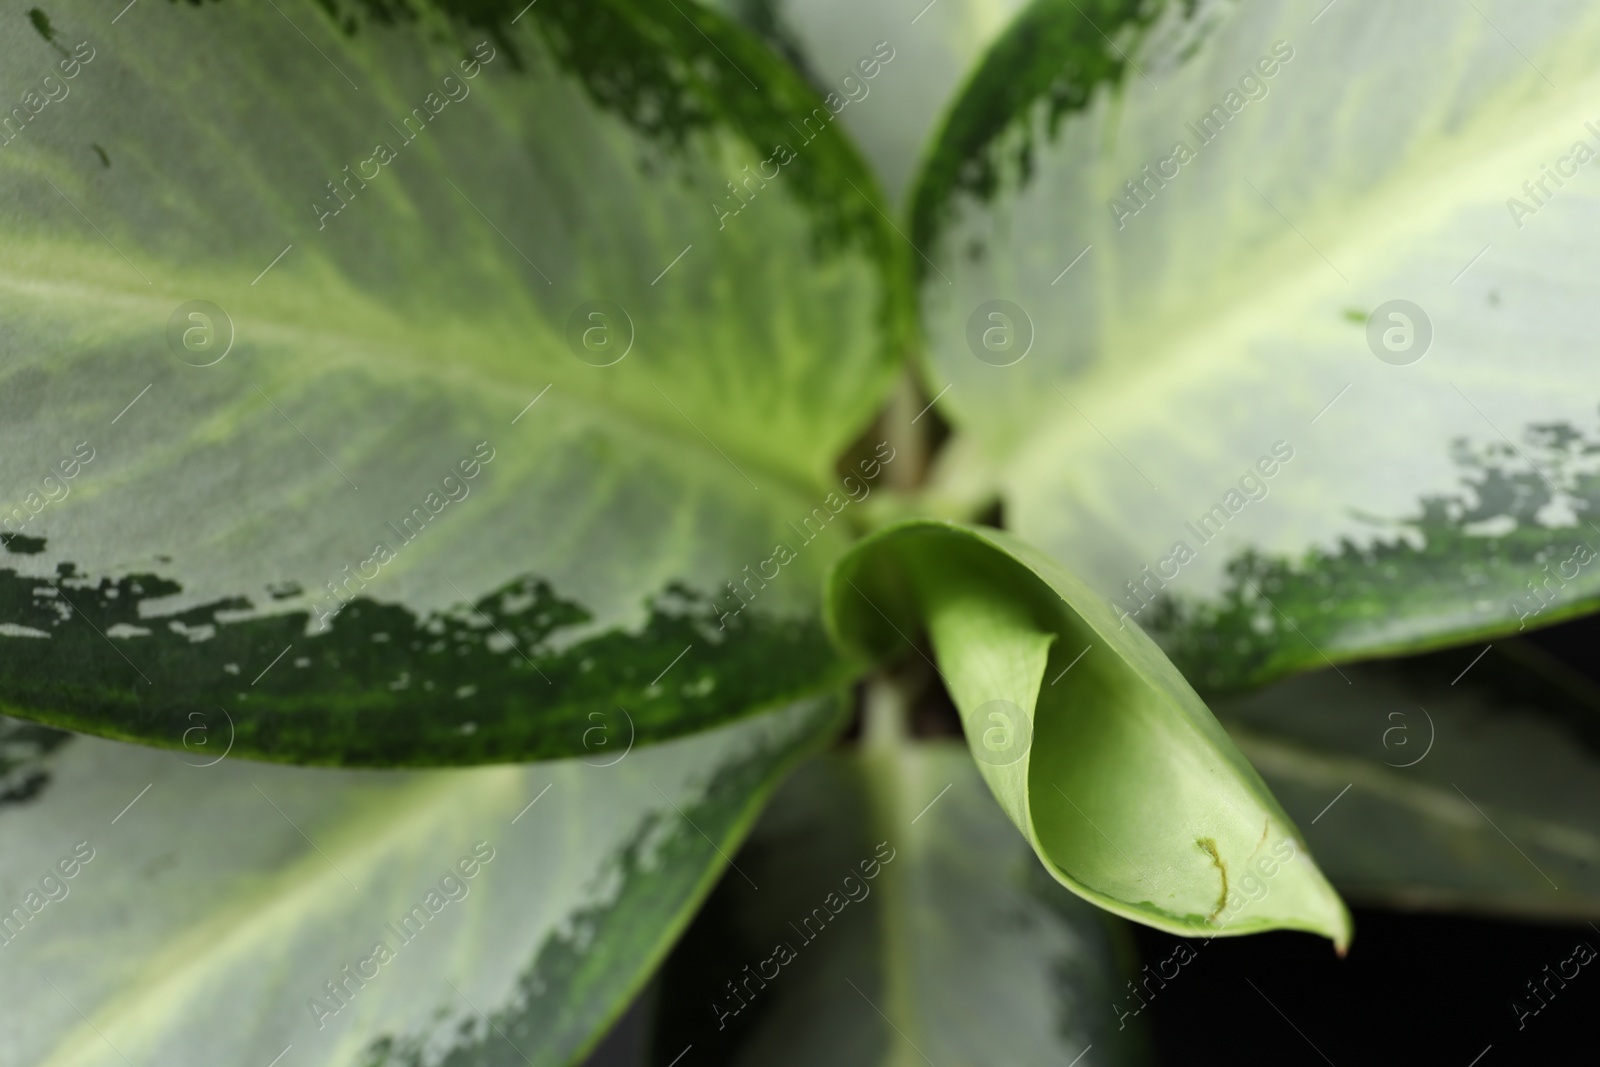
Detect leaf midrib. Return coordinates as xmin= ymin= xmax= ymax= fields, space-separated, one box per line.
xmin=39 ymin=767 xmax=515 ymax=1067
xmin=0 ymin=257 xmax=839 ymax=506
xmin=997 ymin=58 xmax=1600 ymax=471
xmin=1233 ymin=728 xmax=1600 ymax=866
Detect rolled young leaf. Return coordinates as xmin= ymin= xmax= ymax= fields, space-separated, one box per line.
xmin=651 ymin=741 xmax=1147 ymax=1066
xmin=0 ymin=695 xmax=843 ymax=1067
xmin=1218 ymin=640 xmax=1600 ymax=921
xmin=0 ymin=0 xmax=909 ymax=764
xmin=827 ymin=520 xmax=1351 ymax=947
xmin=911 ymin=0 xmax=1600 ymax=691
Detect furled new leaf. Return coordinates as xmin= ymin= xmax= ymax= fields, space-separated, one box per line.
xmin=0 ymin=0 xmax=908 ymax=764
xmin=827 ymin=520 xmax=1350 ymax=946
xmin=912 ymin=0 xmax=1600 ymax=691
xmin=0 ymin=695 xmax=842 ymax=1067
xmin=651 ymin=740 xmax=1146 ymax=1066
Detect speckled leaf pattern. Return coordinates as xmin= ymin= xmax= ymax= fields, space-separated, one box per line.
xmin=0 ymin=694 xmax=843 ymax=1067
xmin=651 ymin=742 xmax=1148 ymax=1067
xmin=705 ymin=0 xmax=1029 ymax=207
xmin=1219 ymin=642 xmax=1600 ymax=920
xmin=827 ymin=520 xmax=1351 ymax=946
xmin=912 ymin=0 xmax=1600 ymax=690
xmin=0 ymin=0 xmax=909 ymax=764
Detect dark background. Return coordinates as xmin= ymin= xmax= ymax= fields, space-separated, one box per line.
xmin=580 ymin=905 xmax=1596 ymax=1067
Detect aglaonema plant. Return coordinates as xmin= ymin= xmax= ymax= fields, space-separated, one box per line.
xmin=4 ymin=0 xmax=1600 ymax=1064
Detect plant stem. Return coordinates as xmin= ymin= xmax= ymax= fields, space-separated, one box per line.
xmin=861 ymin=669 xmax=912 ymax=749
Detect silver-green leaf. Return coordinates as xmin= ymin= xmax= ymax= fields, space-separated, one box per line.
xmin=0 ymin=0 xmax=908 ymax=764
xmin=0 ymin=695 xmax=842 ymax=1067
xmin=912 ymin=0 xmax=1600 ymax=690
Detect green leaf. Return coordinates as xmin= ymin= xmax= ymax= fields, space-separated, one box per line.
xmin=826 ymin=520 xmax=1351 ymax=946
xmin=0 ymin=0 xmax=909 ymax=764
xmin=0 ymin=694 xmax=842 ymax=1067
xmin=1219 ymin=641 xmax=1600 ymax=920
xmin=910 ymin=0 xmax=1600 ymax=690
xmin=650 ymin=739 xmax=1148 ymax=1065
xmin=705 ymin=0 xmax=1030 ymax=207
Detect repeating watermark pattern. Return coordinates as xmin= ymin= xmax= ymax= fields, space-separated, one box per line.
xmin=0 ymin=39 xmax=96 ymax=151
xmin=166 ymin=300 xmax=234 ymax=366
xmin=174 ymin=707 xmax=235 ymax=768
xmin=564 ymin=301 xmax=634 ymax=367
xmin=1109 ymin=41 xmax=1295 ymax=231
xmin=1511 ymin=540 xmax=1596 ymax=630
xmin=964 ymin=698 xmax=1031 ymax=766
xmin=1365 ymin=299 xmax=1431 ymax=365
xmin=306 ymin=842 xmax=496 ymax=1030
xmin=579 ymin=707 xmax=635 ymax=768
xmin=313 ymin=43 xmax=497 ymax=230
xmin=713 ymin=142 xmax=799 ymax=230
xmin=0 ymin=441 xmax=95 ymax=536
xmin=708 ymin=841 xmax=897 ymax=1030
xmin=1380 ymin=706 xmax=1433 ymax=768
xmin=965 ymin=299 xmax=1033 ymax=366
xmin=309 ymin=441 xmax=497 ymax=630
xmin=0 ymin=841 xmax=95 ymax=949
xmin=1506 ymin=121 xmax=1600 ymax=230
xmin=712 ymin=41 xmax=896 ymax=231
xmin=1113 ymin=836 xmax=1299 ymax=1030
xmin=1116 ymin=441 xmax=1295 ymax=626
xmin=712 ymin=441 xmax=896 ymax=629
xmin=1511 ymin=940 xmax=1595 ymax=1030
